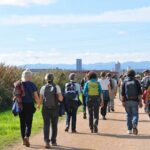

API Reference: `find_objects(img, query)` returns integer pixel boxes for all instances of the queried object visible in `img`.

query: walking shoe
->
[52,143,57,146]
[93,126,98,133]
[111,108,115,112]
[83,113,87,119]
[127,130,132,134]
[72,130,77,133]
[102,116,107,120]
[45,143,50,149]
[65,127,69,132]
[24,137,30,147]
[133,124,138,135]
[23,138,26,145]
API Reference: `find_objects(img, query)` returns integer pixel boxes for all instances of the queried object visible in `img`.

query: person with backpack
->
[141,69,150,92]
[83,71,103,133]
[64,73,81,133]
[13,69,40,147]
[121,69,143,135]
[107,73,117,112]
[98,72,110,120]
[80,72,89,119]
[39,73,63,148]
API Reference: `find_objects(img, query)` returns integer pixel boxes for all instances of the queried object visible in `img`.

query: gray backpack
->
[43,83,58,109]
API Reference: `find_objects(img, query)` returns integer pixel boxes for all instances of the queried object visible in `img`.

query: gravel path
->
[6,98,150,150]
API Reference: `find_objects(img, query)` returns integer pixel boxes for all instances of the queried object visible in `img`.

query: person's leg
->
[65,110,71,131]
[93,100,100,133]
[71,105,78,132]
[125,101,132,131]
[82,95,87,119]
[19,111,26,140]
[42,108,51,144]
[110,98,115,111]
[87,100,94,132]
[101,100,108,119]
[131,101,139,135]
[51,110,59,145]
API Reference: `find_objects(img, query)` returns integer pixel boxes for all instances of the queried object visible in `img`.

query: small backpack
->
[43,83,58,109]
[125,79,138,100]
[65,82,77,100]
[88,81,99,97]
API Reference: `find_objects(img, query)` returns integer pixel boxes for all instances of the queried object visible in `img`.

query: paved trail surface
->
[6,98,150,150]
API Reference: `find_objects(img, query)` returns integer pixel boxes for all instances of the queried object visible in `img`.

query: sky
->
[0,0,150,65]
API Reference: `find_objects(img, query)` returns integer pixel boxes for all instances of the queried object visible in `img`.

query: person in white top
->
[98,72,110,120]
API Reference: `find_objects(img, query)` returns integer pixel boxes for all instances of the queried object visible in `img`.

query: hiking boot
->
[83,113,87,119]
[133,124,138,135]
[24,137,30,147]
[127,130,132,134]
[45,143,50,149]
[65,127,69,132]
[23,138,26,145]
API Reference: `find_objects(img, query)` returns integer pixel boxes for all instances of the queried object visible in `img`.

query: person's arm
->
[33,91,40,109]
[98,82,104,107]
[83,82,88,96]
[121,82,126,107]
[56,85,63,102]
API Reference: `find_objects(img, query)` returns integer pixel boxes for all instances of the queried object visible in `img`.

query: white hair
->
[21,69,33,81]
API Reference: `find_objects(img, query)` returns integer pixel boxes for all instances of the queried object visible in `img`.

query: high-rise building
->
[76,59,82,71]
[115,61,121,73]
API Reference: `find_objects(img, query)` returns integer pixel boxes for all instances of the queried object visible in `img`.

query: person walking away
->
[64,73,81,133]
[141,70,150,92]
[107,73,117,112]
[83,71,103,133]
[81,72,88,119]
[14,69,40,147]
[135,74,142,84]
[99,72,110,120]
[39,73,63,148]
[121,70,142,135]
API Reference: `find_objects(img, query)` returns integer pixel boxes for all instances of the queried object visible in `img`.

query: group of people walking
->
[13,68,150,148]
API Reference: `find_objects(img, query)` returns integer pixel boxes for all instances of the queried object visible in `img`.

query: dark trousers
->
[19,103,34,139]
[82,94,87,114]
[101,100,109,117]
[101,90,110,117]
[42,107,59,144]
[66,101,78,131]
[87,98,100,130]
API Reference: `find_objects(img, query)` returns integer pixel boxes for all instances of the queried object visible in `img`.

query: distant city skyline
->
[0,0,150,65]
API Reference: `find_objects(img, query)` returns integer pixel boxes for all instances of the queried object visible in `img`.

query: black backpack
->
[65,82,77,100]
[125,79,138,101]
[43,83,58,109]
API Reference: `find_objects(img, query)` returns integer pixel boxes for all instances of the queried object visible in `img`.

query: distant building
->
[115,61,121,73]
[76,59,82,71]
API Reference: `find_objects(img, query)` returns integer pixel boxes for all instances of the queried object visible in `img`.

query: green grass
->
[0,109,43,149]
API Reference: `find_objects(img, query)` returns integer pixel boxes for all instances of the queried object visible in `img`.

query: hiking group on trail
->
[12,69,150,149]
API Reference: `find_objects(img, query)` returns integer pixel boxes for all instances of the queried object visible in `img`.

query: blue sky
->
[0,0,150,65]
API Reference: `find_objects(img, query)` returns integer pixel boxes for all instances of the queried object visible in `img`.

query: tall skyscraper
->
[76,59,82,71]
[115,61,121,73]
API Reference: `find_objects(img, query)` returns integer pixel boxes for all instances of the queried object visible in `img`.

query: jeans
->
[87,97,100,130]
[19,103,34,139]
[42,107,59,144]
[66,100,78,131]
[125,101,139,130]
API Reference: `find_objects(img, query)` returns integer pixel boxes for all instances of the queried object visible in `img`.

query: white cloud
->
[0,50,150,65]
[0,7,150,25]
[0,0,57,7]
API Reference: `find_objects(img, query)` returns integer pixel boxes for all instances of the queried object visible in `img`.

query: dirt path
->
[6,98,150,150]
